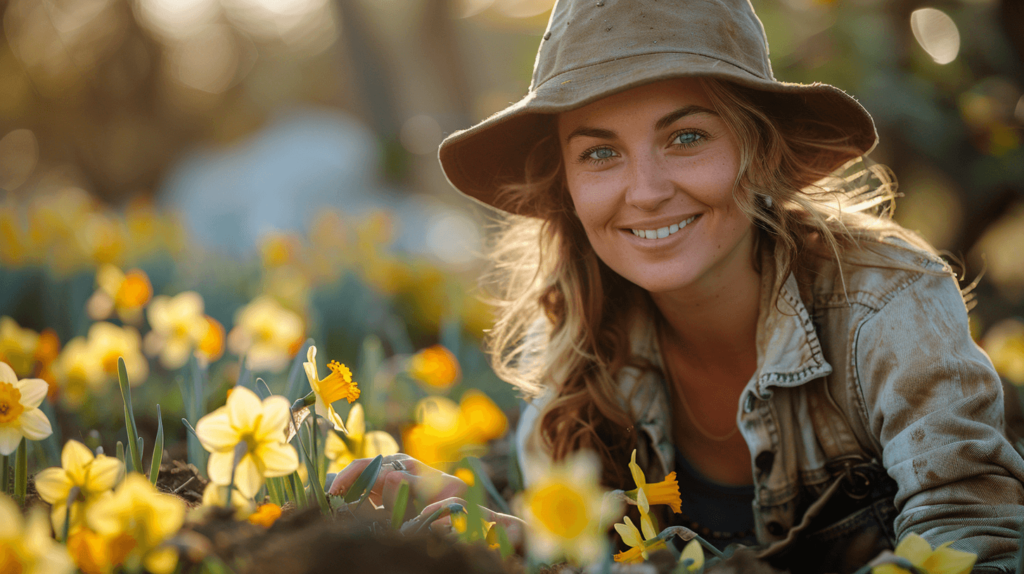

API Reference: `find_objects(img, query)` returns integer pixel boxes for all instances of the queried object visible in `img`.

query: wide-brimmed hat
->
[438,0,878,216]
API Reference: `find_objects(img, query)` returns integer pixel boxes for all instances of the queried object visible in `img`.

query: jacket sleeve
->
[855,270,1024,570]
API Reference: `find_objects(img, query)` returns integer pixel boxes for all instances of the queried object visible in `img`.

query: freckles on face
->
[556,78,752,294]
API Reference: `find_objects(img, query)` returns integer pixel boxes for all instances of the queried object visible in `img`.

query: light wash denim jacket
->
[517,239,1024,570]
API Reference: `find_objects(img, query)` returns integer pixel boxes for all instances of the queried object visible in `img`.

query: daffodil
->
[0,492,74,574]
[195,386,300,498]
[0,317,40,377]
[144,292,213,369]
[197,483,254,520]
[51,338,104,408]
[226,296,305,372]
[87,322,148,387]
[408,345,461,391]
[35,440,124,533]
[613,489,666,563]
[65,527,134,574]
[517,451,608,565]
[85,473,185,573]
[403,391,508,471]
[248,503,282,528]
[87,265,152,324]
[0,361,52,454]
[303,346,360,432]
[324,404,398,472]
[625,449,681,513]
[873,533,977,574]
[678,539,705,572]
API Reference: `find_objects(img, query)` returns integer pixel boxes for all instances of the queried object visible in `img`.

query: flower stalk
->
[14,437,26,504]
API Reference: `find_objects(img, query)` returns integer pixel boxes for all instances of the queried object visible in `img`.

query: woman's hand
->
[328,454,468,512]
[413,496,525,549]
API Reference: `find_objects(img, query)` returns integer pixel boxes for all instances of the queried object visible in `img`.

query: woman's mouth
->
[628,214,700,240]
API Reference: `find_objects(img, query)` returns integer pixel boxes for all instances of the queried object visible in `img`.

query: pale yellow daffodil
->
[0,361,53,454]
[873,533,977,574]
[0,492,74,574]
[197,483,255,521]
[0,317,40,378]
[226,296,304,372]
[324,403,399,473]
[144,291,211,369]
[195,386,299,498]
[303,346,360,433]
[87,265,152,324]
[52,338,105,408]
[626,449,681,513]
[517,451,609,566]
[613,489,667,563]
[35,440,124,533]
[87,322,148,387]
[678,539,705,572]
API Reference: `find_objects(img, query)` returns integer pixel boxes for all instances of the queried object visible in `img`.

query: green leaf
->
[288,471,306,507]
[390,480,410,530]
[237,354,254,390]
[14,438,26,505]
[149,405,164,486]
[181,356,208,478]
[343,454,383,503]
[467,457,511,515]
[117,357,144,475]
[116,441,125,467]
[494,523,514,559]
[255,378,273,400]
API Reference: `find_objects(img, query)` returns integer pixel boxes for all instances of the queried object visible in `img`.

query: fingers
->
[413,496,526,548]
[328,453,414,496]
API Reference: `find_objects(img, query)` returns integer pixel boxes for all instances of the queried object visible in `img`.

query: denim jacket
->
[517,239,1024,570]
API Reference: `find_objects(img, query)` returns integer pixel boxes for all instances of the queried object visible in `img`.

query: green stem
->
[1,455,9,496]
[14,438,27,505]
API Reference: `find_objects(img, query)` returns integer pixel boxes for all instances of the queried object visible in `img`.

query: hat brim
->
[439,51,877,216]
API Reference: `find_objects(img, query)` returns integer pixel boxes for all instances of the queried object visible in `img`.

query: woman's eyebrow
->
[564,105,720,144]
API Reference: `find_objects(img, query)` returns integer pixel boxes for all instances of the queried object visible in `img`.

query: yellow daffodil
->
[0,492,74,574]
[226,296,304,372]
[324,404,399,473]
[613,489,666,563]
[303,346,360,433]
[981,318,1024,385]
[517,451,608,565]
[35,329,61,398]
[403,391,508,471]
[0,361,52,454]
[259,232,302,269]
[626,449,681,513]
[87,265,152,324]
[248,503,282,528]
[65,527,134,574]
[87,322,148,387]
[52,338,104,408]
[197,483,254,520]
[196,316,225,365]
[408,345,461,391]
[35,440,124,533]
[0,317,40,377]
[873,533,977,574]
[678,539,705,572]
[144,292,212,369]
[195,386,299,498]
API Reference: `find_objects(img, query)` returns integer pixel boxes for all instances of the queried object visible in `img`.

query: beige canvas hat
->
[438,0,878,216]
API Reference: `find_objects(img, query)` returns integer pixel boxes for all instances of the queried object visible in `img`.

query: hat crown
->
[531,0,774,92]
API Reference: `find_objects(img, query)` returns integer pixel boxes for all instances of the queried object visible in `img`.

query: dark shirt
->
[671,446,758,550]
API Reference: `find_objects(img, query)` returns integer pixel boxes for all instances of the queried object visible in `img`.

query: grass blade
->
[344,454,383,503]
[149,405,164,486]
[288,471,306,507]
[467,457,511,514]
[389,480,409,530]
[182,355,208,478]
[116,441,124,467]
[14,438,26,505]
[255,378,273,400]
[117,357,144,475]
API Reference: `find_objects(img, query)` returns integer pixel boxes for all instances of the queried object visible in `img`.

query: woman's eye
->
[673,131,706,147]
[588,148,616,161]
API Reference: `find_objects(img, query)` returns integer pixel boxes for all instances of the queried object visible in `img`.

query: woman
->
[332,0,1024,571]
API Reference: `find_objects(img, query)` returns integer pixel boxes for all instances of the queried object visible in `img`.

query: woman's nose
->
[624,155,674,212]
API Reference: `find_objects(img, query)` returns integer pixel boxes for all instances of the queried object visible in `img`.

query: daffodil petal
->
[256,442,299,478]
[17,408,53,441]
[680,539,704,571]
[306,345,316,365]
[324,430,350,460]
[895,533,934,567]
[629,449,646,490]
[16,378,48,408]
[34,468,72,504]
[227,387,261,431]
[347,403,366,437]
[363,431,399,458]
[640,513,657,541]
[195,409,238,452]
[637,486,650,515]
[84,455,124,494]
[206,451,235,486]
[304,361,318,391]
[325,406,348,434]
[615,518,642,548]
[233,453,263,499]
[925,544,978,574]
[0,362,16,385]
[255,396,291,442]
[61,440,95,485]
[0,494,20,538]
[0,426,22,456]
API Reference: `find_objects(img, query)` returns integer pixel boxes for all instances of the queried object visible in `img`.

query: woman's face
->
[557,78,753,295]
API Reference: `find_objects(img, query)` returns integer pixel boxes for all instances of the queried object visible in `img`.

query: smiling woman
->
[328,0,1024,571]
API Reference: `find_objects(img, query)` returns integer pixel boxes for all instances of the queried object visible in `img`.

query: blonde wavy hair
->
[483,78,936,488]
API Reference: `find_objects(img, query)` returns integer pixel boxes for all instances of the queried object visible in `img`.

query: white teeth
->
[631,215,698,240]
